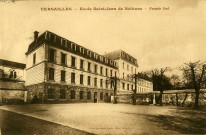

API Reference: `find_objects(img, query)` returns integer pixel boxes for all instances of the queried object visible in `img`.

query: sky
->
[0,0,206,75]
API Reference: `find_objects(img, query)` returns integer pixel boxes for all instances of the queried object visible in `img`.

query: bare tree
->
[170,74,181,90]
[131,74,138,105]
[180,61,206,109]
[149,67,171,106]
[107,76,120,104]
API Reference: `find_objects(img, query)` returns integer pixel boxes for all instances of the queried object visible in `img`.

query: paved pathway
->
[0,109,93,135]
[1,103,205,134]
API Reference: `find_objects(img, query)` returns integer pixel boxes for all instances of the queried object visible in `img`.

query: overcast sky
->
[1,0,206,74]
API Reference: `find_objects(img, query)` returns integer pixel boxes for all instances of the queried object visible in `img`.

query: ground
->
[0,103,206,135]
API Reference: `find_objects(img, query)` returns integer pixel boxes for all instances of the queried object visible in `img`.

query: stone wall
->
[26,82,113,103]
[115,93,153,105]
[160,90,206,106]
[0,90,26,104]
[115,89,206,106]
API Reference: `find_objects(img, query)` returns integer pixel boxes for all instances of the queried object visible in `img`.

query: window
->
[33,53,36,65]
[127,65,129,71]
[71,72,75,83]
[100,92,103,100]
[127,84,129,90]
[9,71,13,78]
[49,68,54,80]
[110,70,113,77]
[106,68,108,76]
[48,88,54,99]
[14,72,17,78]
[100,79,103,87]
[94,78,97,87]
[80,74,84,84]
[115,71,117,77]
[70,90,75,99]
[80,59,84,70]
[88,62,91,72]
[123,73,124,79]
[49,49,55,62]
[106,93,108,96]
[106,80,108,88]
[60,89,66,99]
[80,47,84,54]
[71,56,76,67]
[87,92,91,99]
[122,83,125,89]
[110,81,113,89]
[61,70,66,82]
[88,76,91,86]
[62,39,66,46]
[131,85,133,90]
[61,53,66,65]
[94,65,97,73]
[100,66,103,75]
[123,62,124,69]
[71,43,76,51]
[87,50,91,57]
[50,34,55,42]
[80,91,84,100]
[131,67,133,73]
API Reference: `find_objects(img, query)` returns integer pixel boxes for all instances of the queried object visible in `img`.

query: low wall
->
[0,90,26,104]
[160,90,206,106]
[115,89,206,106]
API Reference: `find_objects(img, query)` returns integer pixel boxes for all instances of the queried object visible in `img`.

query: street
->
[0,103,206,134]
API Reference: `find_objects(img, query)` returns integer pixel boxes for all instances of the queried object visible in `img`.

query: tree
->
[148,67,171,106]
[170,74,181,89]
[131,74,138,105]
[107,76,120,104]
[180,61,206,109]
[131,72,152,105]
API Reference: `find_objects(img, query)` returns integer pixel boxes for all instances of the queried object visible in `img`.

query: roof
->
[104,50,138,67]
[0,59,26,69]
[0,81,26,91]
[25,30,118,69]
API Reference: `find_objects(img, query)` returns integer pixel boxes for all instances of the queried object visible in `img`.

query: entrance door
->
[94,92,97,103]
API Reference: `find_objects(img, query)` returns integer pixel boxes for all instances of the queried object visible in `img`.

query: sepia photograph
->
[0,0,206,134]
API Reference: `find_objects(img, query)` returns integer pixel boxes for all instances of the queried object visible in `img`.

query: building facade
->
[104,50,138,93]
[25,31,118,103]
[0,59,25,82]
[25,31,153,103]
[104,50,153,94]
[0,59,26,103]
[137,78,153,93]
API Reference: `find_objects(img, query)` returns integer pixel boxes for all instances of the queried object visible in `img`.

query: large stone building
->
[25,31,118,103]
[104,50,153,93]
[25,31,153,103]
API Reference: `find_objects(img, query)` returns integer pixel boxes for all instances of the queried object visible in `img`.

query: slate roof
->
[25,30,118,69]
[0,59,26,69]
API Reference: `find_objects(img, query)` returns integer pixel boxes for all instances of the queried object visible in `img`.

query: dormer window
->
[95,54,98,59]
[50,34,55,42]
[100,56,103,62]
[87,50,91,57]
[80,47,84,54]
[71,43,76,51]
[61,39,66,47]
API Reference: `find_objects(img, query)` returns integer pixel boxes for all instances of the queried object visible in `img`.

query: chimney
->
[34,31,39,42]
